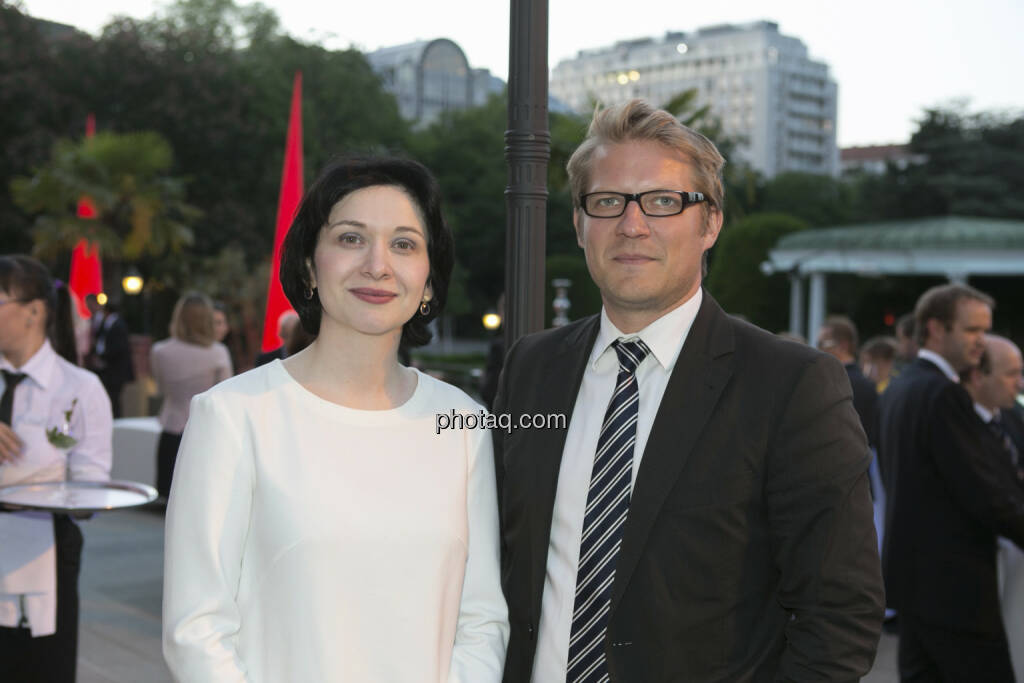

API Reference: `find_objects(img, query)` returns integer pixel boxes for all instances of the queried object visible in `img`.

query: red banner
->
[261,72,304,352]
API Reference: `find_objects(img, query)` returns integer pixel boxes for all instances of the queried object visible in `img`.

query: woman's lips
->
[350,288,398,304]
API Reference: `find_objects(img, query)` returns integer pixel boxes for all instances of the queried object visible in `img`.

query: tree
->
[705,213,808,332]
[11,131,199,267]
[0,3,94,253]
[758,172,854,227]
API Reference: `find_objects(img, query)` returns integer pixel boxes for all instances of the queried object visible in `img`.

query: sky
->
[20,0,1024,147]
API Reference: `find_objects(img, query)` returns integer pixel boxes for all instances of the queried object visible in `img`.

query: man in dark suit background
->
[84,293,134,417]
[253,310,299,367]
[878,285,1024,682]
[493,99,884,682]
[818,315,879,449]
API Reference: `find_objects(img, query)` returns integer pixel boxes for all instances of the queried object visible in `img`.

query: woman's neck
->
[2,332,45,369]
[282,324,414,410]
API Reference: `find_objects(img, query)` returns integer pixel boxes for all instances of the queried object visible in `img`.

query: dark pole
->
[504,0,549,350]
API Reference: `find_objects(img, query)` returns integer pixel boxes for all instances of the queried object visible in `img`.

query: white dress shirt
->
[163,361,509,682]
[918,348,960,383]
[0,340,112,635]
[532,290,702,682]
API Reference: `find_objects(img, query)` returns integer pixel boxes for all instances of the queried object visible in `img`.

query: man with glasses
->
[493,99,884,682]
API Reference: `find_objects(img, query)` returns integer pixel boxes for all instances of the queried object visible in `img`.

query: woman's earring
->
[419,300,431,316]
[304,286,315,300]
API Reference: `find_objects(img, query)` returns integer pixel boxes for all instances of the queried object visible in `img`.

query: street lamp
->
[122,268,143,295]
[482,312,502,331]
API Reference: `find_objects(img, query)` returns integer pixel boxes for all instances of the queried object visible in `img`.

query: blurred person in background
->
[879,284,1024,682]
[962,335,1024,681]
[0,255,112,683]
[861,335,899,393]
[162,156,507,681]
[149,292,232,500]
[212,301,239,376]
[211,301,230,345]
[817,315,879,449]
[254,309,299,367]
[895,312,918,371]
[84,293,134,417]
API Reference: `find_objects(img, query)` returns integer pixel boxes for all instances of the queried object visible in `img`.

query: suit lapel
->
[609,293,736,614]
[525,317,600,599]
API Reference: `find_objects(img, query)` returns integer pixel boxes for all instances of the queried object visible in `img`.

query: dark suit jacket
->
[253,346,285,368]
[878,357,1024,638]
[845,362,879,449]
[493,292,884,682]
[88,312,134,388]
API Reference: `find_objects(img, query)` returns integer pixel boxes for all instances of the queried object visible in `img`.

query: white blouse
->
[162,361,508,682]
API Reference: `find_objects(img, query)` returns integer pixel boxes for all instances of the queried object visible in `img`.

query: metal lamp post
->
[504,0,550,350]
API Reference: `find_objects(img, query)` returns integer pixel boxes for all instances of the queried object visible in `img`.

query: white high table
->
[111,417,161,490]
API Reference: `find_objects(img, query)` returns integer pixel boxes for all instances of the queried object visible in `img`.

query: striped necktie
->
[567,338,650,683]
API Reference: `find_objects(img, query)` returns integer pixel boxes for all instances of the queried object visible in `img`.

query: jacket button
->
[527,624,535,641]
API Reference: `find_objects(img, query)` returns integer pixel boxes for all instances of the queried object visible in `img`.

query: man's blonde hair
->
[567,99,726,218]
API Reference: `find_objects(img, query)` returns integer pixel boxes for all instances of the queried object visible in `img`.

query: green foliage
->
[408,94,508,323]
[705,213,808,332]
[758,172,854,227]
[11,131,198,261]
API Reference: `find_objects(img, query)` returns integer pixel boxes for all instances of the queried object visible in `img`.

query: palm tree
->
[11,131,199,262]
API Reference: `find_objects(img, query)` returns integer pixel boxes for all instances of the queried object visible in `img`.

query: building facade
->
[550,21,839,178]
[840,144,925,177]
[367,38,503,126]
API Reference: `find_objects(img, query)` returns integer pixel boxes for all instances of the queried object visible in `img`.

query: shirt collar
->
[0,339,59,390]
[590,288,703,371]
[918,348,960,383]
[974,402,996,424]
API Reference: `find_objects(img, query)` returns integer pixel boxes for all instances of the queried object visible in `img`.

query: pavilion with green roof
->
[764,216,1024,339]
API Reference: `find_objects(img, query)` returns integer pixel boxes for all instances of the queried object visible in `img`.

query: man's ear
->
[573,208,584,248]
[702,207,724,249]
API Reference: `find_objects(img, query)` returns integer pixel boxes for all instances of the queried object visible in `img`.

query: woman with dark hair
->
[163,157,508,681]
[149,292,232,499]
[0,255,113,683]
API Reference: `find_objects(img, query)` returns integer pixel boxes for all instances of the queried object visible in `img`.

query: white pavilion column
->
[947,272,968,284]
[788,271,805,338]
[807,271,827,344]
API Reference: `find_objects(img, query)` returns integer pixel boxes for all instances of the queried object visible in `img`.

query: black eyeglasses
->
[579,190,706,218]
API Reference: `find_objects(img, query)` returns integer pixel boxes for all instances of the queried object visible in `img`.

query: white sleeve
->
[69,373,112,482]
[162,391,252,683]
[449,426,509,682]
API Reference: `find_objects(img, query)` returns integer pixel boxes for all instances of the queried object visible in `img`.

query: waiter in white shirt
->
[0,255,112,683]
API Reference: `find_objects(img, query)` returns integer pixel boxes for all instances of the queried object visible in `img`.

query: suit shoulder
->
[728,315,829,371]
[508,315,597,360]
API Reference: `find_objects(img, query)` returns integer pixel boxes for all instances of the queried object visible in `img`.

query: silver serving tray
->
[0,480,158,513]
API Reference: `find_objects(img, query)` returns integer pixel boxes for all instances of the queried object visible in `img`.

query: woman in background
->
[0,255,112,683]
[149,292,232,500]
[162,156,507,682]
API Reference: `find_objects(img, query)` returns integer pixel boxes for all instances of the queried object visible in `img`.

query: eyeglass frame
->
[578,190,707,218]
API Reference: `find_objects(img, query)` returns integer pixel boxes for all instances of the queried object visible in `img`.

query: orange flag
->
[261,72,304,352]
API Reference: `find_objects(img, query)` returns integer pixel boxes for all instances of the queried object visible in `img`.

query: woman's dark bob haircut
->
[280,156,454,347]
